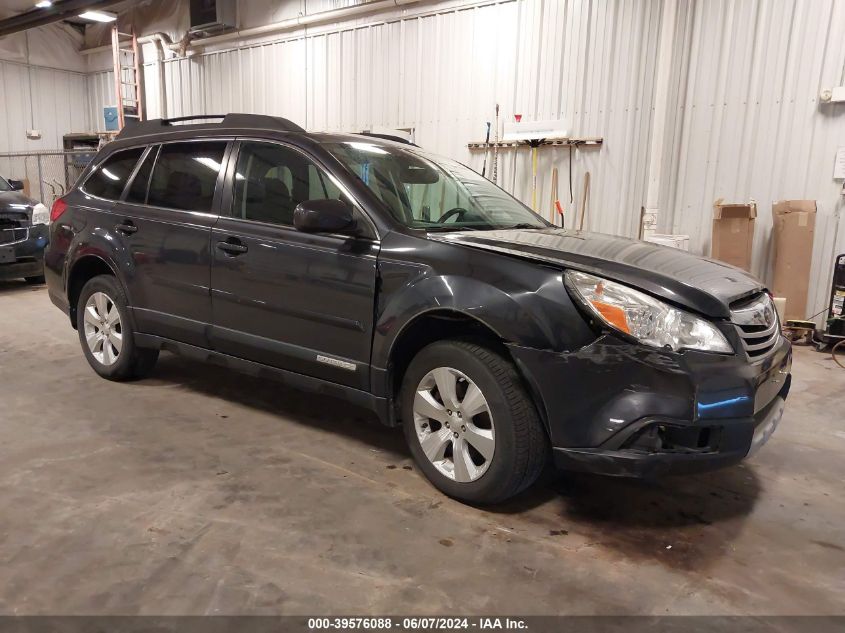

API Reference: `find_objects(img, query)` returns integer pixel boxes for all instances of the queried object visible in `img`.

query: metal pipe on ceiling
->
[0,0,124,37]
[80,0,427,56]
[192,0,425,49]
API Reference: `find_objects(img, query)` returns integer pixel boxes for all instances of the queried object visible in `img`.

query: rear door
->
[209,140,379,390]
[115,139,231,347]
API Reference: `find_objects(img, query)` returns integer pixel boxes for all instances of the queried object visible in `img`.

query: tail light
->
[50,198,68,223]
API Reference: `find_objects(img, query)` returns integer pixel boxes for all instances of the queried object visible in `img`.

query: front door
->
[209,140,379,390]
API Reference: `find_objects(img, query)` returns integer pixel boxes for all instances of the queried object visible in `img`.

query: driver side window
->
[232,142,347,226]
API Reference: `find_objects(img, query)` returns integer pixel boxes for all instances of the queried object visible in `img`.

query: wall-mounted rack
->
[467,137,603,149]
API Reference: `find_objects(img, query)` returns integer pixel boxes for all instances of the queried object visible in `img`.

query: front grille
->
[0,211,29,244]
[0,213,28,229]
[730,293,780,359]
[0,227,28,244]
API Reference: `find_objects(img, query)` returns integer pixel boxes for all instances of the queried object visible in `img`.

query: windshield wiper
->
[499,223,544,230]
[425,225,482,232]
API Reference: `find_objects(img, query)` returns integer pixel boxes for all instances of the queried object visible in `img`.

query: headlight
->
[565,270,732,353]
[31,203,50,226]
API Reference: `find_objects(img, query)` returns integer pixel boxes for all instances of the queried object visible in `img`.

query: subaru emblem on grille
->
[731,294,780,359]
[752,305,775,327]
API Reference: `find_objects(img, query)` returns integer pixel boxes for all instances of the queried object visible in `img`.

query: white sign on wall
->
[835,146,845,180]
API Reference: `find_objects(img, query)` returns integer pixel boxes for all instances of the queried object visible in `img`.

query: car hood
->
[432,228,765,318]
[0,190,35,223]
[0,190,36,207]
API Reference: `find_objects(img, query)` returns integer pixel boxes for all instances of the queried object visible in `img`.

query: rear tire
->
[400,340,548,505]
[76,275,159,381]
[24,275,45,285]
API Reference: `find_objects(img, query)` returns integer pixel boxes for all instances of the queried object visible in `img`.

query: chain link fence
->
[0,150,96,207]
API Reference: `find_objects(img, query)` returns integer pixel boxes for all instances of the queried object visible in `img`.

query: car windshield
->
[325,141,550,231]
[0,176,10,192]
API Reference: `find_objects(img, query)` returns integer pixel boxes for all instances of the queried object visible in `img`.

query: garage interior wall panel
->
[85,69,114,134]
[148,0,662,244]
[0,61,89,152]
[662,0,845,322]
[7,0,844,320]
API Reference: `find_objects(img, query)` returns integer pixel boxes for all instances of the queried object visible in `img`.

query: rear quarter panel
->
[45,190,127,317]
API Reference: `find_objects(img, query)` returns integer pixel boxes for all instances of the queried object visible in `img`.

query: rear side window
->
[147,141,227,212]
[83,147,145,200]
[125,145,158,204]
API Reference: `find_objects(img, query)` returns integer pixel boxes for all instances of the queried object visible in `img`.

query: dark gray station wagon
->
[44,114,791,504]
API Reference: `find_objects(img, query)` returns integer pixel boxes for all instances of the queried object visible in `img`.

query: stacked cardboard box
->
[710,199,817,321]
[771,200,817,321]
[711,200,756,271]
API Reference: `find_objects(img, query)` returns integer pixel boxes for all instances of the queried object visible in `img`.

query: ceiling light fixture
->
[35,1,53,8]
[78,10,117,22]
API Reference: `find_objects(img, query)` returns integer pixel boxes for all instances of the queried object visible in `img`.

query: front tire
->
[400,340,548,505]
[76,275,159,381]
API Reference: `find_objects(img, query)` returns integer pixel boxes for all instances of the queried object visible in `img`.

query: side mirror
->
[7,179,24,191]
[293,199,357,235]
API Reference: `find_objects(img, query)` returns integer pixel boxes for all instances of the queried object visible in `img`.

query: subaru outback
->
[44,114,791,504]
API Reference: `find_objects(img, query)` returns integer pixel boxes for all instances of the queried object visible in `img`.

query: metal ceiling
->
[0,0,124,36]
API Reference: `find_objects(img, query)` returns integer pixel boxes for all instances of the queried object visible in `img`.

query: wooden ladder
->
[111,25,143,129]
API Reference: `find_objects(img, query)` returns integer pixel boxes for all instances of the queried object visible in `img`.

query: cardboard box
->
[711,200,757,271]
[771,200,817,320]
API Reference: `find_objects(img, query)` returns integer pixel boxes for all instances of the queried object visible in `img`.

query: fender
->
[373,273,551,369]
[370,233,597,383]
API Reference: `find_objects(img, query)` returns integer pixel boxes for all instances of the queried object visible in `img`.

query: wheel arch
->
[383,308,551,436]
[66,254,124,329]
[387,308,506,394]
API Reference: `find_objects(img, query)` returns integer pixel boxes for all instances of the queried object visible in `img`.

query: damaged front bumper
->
[508,333,792,478]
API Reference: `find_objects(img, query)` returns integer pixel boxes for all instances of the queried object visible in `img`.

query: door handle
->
[115,221,138,235]
[216,240,248,255]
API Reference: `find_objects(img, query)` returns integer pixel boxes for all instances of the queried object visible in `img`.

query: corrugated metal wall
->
[0,60,89,151]
[662,0,845,322]
[85,0,845,318]
[89,0,663,244]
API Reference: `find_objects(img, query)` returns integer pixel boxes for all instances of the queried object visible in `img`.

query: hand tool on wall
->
[529,138,543,211]
[492,104,500,184]
[481,121,491,178]
[549,167,559,224]
[510,113,520,195]
[579,171,591,231]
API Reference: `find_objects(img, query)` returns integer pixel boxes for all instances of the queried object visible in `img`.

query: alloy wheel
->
[82,291,123,366]
[412,366,495,482]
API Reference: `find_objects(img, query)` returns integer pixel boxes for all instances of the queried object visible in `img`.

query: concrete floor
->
[0,279,843,616]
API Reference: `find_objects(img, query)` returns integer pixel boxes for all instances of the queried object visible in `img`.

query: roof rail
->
[117,113,306,140]
[357,131,418,146]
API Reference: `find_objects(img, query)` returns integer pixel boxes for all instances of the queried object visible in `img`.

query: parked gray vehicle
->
[0,176,48,284]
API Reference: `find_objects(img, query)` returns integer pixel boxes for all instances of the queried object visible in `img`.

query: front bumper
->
[0,224,48,281]
[508,333,792,478]
[551,390,787,477]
